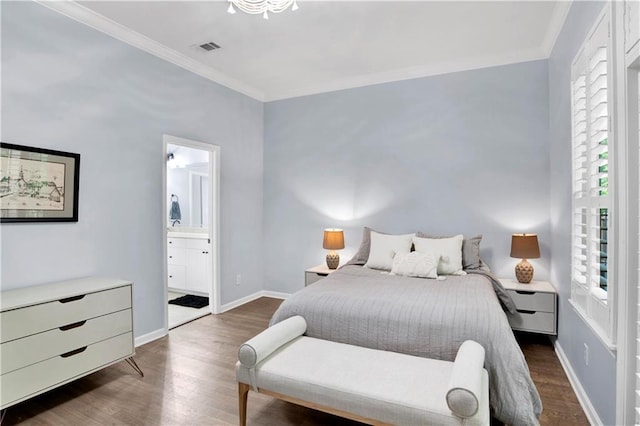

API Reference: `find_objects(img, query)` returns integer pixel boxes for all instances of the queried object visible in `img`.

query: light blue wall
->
[548,1,616,424]
[0,2,264,338]
[264,60,550,294]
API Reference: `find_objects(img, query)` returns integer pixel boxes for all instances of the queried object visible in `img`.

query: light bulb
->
[292,1,298,11]
[263,10,269,19]
[227,2,236,14]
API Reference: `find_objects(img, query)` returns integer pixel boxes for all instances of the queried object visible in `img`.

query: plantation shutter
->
[570,12,612,337]
[587,17,610,296]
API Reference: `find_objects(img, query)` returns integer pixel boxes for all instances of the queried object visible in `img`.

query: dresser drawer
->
[507,290,555,313]
[1,309,132,375]
[1,286,131,343]
[167,247,186,265]
[507,310,556,334]
[0,332,133,408]
[167,237,186,248]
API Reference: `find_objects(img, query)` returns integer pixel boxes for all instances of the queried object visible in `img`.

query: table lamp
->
[323,229,345,269]
[510,234,540,283]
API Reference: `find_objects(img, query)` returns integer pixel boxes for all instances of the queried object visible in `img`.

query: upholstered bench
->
[236,316,489,426]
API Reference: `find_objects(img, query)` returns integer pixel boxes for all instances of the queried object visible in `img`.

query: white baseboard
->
[554,341,602,426]
[134,327,167,347]
[219,290,291,313]
[262,290,291,300]
[136,291,292,345]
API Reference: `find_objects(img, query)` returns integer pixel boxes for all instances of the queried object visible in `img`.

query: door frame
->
[162,134,221,334]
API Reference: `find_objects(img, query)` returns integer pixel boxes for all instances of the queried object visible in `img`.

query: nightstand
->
[305,265,337,286]
[499,278,557,335]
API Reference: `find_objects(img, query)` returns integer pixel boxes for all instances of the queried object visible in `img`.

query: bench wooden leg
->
[238,382,250,426]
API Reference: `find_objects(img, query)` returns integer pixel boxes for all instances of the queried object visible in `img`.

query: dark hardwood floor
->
[4,297,588,425]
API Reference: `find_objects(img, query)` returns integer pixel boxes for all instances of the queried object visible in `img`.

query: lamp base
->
[515,259,534,283]
[326,251,339,269]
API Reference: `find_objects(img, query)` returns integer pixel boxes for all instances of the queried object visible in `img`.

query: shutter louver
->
[573,208,588,286]
[572,52,589,199]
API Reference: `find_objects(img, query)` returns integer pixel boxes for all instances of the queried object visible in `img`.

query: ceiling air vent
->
[198,41,221,52]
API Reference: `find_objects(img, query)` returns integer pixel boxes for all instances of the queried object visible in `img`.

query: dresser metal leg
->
[125,357,144,377]
[1,408,6,424]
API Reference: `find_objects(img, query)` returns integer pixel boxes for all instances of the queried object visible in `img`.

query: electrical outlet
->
[584,343,589,365]
[236,274,241,286]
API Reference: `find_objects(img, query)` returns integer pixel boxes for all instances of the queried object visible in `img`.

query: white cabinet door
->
[167,236,211,295]
[627,0,640,53]
[185,248,210,295]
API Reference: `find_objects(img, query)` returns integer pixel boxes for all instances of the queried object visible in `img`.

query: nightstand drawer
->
[507,310,556,334]
[305,271,328,286]
[507,290,555,312]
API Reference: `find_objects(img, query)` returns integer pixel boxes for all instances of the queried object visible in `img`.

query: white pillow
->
[390,252,439,279]
[413,234,464,275]
[364,231,414,271]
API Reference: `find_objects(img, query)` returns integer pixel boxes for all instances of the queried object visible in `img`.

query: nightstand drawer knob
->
[316,273,329,277]
[517,309,536,315]
[515,290,535,295]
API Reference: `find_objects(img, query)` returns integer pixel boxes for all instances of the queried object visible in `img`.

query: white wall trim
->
[265,49,548,101]
[554,340,602,426]
[35,1,558,103]
[541,1,573,56]
[262,290,290,300]
[35,0,265,102]
[219,290,291,313]
[219,291,265,313]
[134,328,167,348]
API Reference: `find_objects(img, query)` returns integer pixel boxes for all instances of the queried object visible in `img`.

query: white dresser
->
[0,277,140,410]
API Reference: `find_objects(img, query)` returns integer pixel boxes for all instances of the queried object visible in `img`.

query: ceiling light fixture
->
[227,0,299,20]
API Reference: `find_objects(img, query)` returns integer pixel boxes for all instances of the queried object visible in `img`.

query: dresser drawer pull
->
[316,273,329,277]
[60,346,87,358]
[515,290,535,295]
[59,320,87,331]
[517,309,536,315]
[59,295,86,303]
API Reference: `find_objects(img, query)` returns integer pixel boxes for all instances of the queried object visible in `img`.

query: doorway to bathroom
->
[163,135,220,330]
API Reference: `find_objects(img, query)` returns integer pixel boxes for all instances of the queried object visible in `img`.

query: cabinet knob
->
[169,256,173,258]
[169,275,173,278]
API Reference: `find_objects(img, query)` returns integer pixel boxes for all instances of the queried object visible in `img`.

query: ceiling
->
[51,1,570,101]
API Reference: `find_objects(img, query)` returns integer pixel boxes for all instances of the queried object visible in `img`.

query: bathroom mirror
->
[190,171,208,228]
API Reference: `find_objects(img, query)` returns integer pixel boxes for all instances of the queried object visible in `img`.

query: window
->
[570,10,614,343]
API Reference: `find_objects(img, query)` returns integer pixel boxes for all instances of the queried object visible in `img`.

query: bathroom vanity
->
[167,230,211,296]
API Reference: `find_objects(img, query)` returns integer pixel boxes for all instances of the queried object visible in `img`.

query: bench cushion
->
[237,336,489,426]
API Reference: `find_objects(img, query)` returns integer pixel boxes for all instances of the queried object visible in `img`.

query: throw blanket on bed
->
[270,265,542,425]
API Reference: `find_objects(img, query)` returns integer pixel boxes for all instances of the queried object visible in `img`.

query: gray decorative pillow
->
[345,227,375,266]
[416,233,483,270]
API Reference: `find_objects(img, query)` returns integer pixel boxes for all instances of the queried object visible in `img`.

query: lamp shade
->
[510,234,540,259]
[323,229,345,250]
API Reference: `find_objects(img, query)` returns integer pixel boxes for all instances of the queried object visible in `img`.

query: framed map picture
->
[0,143,80,222]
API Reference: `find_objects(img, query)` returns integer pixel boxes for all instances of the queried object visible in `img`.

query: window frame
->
[569,7,618,349]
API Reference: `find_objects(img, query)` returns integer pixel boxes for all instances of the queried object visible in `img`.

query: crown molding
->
[541,1,573,56]
[35,0,569,104]
[265,47,548,102]
[35,1,265,102]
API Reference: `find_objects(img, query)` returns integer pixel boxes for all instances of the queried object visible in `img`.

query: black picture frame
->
[0,143,80,223]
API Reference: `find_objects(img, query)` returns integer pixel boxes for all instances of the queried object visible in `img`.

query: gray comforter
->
[270,265,542,425]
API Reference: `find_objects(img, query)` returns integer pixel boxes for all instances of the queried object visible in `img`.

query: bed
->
[270,265,542,425]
